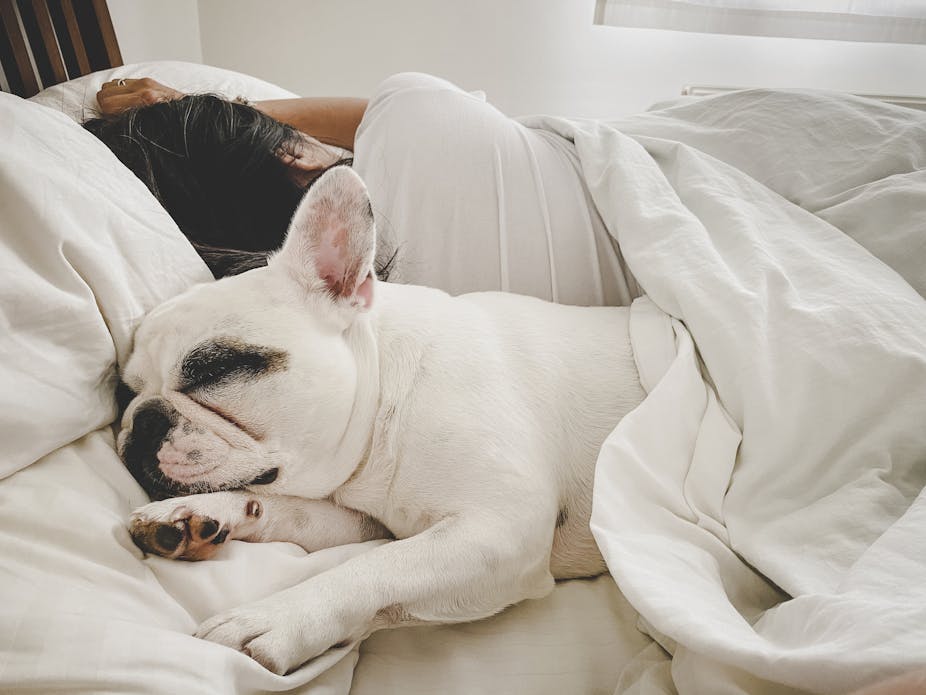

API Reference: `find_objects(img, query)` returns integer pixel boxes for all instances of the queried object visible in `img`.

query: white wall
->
[195,0,926,118]
[108,0,203,65]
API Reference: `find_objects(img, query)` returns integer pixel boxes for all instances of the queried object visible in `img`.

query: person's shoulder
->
[368,72,486,110]
[376,71,461,93]
[357,72,489,151]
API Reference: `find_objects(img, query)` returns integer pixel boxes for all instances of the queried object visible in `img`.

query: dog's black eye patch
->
[179,338,288,392]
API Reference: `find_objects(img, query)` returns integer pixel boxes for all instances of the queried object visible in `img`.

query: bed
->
[2,4,926,695]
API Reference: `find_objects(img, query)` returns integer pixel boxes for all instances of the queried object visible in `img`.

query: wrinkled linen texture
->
[0,92,372,695]
[521,90,926,694]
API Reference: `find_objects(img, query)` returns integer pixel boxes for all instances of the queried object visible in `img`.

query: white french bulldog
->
[119,166,646,675]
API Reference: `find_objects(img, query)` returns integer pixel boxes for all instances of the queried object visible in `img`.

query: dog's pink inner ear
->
[313,220,375,309]
[278,166,376,310]
[315,223,349,292]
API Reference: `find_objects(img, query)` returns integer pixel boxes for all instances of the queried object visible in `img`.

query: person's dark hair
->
[83,94,397,280]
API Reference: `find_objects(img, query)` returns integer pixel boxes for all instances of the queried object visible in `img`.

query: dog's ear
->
[272,166,376,311]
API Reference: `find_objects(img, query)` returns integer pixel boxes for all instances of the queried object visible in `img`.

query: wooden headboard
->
[0,0,121,97]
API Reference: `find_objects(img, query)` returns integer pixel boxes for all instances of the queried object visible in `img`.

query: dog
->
[119,166,646,675]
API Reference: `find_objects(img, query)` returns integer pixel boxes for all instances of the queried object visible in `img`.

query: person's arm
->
[254,97,367,151]
[95,78,368,150]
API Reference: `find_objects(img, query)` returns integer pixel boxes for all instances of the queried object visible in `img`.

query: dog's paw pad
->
[131,513,225,561]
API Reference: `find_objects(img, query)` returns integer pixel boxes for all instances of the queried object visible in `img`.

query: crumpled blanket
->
[523,90,926,694]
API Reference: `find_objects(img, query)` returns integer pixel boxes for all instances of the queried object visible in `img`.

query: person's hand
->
[96,77,186,116]
[279,135,351,187]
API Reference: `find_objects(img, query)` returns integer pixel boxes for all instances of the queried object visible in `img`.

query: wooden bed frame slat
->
[21,0,68,87]
[0,0,121,97]
[90,0,120,67]
[0,1,40,97]
[57,0,92,78]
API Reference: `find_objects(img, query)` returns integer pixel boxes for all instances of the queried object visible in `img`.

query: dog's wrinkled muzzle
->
[120,397,281,500]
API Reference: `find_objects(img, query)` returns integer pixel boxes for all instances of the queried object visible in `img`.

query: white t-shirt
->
[353,73,640,306]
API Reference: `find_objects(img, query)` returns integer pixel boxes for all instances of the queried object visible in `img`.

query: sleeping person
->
[84,72,642,307]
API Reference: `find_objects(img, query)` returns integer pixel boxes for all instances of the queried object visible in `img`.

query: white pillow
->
[0,92,211,480]
[29,60,298,122]
[0,88,378,695]
[4,61,298,481]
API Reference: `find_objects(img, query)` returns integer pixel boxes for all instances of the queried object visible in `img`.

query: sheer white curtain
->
[594,0,926,43]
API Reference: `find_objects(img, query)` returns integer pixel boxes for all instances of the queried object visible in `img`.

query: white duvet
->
[2,66,925,695]
[529,91,926,694]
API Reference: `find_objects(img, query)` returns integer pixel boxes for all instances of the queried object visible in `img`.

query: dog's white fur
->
[120,167,645,674]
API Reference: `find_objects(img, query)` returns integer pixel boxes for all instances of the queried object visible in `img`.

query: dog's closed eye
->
[179,338,289,392]
[190,396,252,435]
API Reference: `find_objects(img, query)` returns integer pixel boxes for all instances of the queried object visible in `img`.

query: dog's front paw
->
[195,590,360,674]
[129,492,264,560]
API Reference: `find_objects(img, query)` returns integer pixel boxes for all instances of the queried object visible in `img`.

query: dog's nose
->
[122,399,180,500]
[132,401,173,442]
